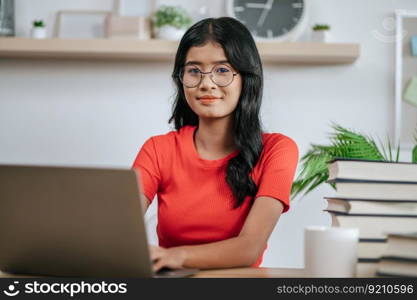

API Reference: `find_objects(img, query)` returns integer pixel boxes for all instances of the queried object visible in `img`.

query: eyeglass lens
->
[181,64,235,88]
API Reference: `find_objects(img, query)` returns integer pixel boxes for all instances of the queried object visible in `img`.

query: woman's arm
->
[141,194,150,214]
[150,196,284,271]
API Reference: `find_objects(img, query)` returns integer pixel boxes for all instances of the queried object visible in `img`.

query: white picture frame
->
[113,0,157,17]
[394,10,417,150]
[54,10,111,39]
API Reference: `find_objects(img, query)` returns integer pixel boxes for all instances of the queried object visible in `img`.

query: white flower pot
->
[156,25,186,41]
[311,30,330,43]
[31,27,47,39]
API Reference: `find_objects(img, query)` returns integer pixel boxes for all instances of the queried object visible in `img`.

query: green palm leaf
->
[291,123,400,200]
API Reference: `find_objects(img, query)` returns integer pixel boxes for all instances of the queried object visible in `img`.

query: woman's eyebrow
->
[184,60,230,66]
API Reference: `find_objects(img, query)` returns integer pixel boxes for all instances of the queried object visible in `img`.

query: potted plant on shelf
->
[31,19,47,39]
[311,23,330,42]
[291,123,417,200]
[153,5,192,40]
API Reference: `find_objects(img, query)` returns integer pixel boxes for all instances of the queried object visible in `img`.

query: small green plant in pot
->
[312,24,330,31]
[31,19,46,39]
[33,20,45,28]
[311,23,330,42]
[153,5,192,40]
[290,123,417,200]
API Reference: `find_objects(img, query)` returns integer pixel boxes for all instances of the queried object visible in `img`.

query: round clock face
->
[229,0,306,40]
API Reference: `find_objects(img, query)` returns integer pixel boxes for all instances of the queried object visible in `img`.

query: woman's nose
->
[199,73,217,90]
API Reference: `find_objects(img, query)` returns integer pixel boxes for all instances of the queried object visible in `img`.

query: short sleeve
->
[132,138,161,204]
[255,136,299,213]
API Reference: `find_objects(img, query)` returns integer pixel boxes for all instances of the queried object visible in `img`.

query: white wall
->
[1,0,416,268]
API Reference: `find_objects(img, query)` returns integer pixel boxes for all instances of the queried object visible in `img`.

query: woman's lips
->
[198,97,221,104]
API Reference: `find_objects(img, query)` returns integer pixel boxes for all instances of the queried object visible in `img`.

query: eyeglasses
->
[179,63,238,88]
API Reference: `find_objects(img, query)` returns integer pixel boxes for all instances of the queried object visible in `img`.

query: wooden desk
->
[194,264,379,278]
[0,268,306,278]
[192,267,306,278]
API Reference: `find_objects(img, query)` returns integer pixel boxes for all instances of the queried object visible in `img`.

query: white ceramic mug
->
[304,226,359,277]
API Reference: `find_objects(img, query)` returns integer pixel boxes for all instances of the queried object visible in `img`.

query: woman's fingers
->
[149,245,186,272]
[153,259,165,272]
[149,245,164,261]
[150,245,165,272]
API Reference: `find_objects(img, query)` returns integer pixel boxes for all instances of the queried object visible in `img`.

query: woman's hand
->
[149,245,187,272]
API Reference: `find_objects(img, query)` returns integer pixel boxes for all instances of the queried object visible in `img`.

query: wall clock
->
[227,0,308,41]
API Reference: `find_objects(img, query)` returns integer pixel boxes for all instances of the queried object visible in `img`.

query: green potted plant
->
[291,123,417,200]
[153,5,192,40]
[311,23,330,42]
[31,19,46,39]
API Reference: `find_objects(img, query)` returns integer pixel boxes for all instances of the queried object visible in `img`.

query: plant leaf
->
[291,123,398,200]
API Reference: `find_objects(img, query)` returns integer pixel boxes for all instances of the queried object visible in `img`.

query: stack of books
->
[324,158,417,277]
[377,232,417,277]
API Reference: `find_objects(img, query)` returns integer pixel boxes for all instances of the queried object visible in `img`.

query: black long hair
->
[169,17,264,209]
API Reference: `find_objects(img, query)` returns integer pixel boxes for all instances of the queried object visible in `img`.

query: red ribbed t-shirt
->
[132,125,298,266]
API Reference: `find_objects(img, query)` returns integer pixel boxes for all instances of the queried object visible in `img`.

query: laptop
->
[0,164,198,278]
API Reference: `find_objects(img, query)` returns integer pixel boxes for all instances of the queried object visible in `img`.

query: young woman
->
[132,17,298,272]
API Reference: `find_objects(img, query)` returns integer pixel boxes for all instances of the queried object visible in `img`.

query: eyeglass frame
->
[178,63,239,88]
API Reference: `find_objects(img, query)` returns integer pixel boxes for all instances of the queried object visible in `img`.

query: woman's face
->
[182,42,242,121]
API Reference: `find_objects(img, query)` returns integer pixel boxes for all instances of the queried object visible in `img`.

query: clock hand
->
[257,0,274,28]
[246,2,270,9]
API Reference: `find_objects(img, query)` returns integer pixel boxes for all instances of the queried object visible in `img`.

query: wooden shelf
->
[0,37,360,64]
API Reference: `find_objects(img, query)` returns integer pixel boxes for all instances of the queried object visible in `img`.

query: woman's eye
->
[187,68,200,74]
[216,67,230,73]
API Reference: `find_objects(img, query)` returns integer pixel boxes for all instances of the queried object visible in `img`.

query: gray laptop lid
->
[0,165,154,277]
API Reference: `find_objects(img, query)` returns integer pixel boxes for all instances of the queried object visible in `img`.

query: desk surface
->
[192,267,306,278]
[0,268,306,278]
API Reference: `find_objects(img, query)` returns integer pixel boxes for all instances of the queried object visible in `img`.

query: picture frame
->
[105,15,152,40]
[113,0,157,17]
[394,10,417,150]
[53,10,111,39]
